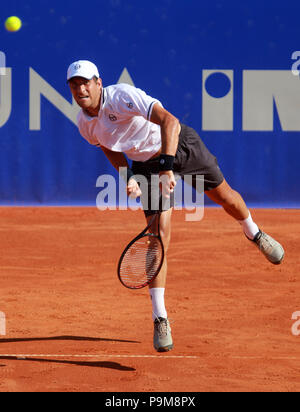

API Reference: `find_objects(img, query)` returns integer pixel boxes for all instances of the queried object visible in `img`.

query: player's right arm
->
[99,145,142,199]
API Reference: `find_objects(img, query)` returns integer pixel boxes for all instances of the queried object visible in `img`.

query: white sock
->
[238,211,259,240]
[149,288,167,321]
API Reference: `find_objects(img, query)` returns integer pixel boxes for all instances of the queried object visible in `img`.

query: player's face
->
[68,77,102,111]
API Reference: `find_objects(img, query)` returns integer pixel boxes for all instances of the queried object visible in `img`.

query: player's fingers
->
[127,183,142,198]
[161,182,172,198]
[129,191,141,199]
[170,179,176,191]
[134,187,142,197]
[127,179,138,190]
[127,178,137,188]
[159,172,176,195]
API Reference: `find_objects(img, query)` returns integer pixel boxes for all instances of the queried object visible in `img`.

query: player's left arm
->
[150,103,181,197]
[99,145,141,199]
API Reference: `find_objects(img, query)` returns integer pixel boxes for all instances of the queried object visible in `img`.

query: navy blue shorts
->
[131,123,224,217]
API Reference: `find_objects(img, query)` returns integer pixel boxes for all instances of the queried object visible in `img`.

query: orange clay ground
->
[0,207,299,392]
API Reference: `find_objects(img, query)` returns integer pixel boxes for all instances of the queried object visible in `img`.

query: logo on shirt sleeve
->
[127,102,134,109]
[109,114,117,121]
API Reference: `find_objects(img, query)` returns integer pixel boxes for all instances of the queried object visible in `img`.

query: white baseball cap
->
[67,60,100,82]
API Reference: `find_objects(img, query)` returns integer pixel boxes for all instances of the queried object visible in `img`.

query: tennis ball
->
[5,16,22,32]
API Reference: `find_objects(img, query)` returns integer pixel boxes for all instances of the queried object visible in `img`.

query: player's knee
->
[208,180,240,209]
[220,190,240,209]
[159,227,171,251]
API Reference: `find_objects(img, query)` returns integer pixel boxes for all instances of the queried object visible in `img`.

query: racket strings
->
[119,235,163,288]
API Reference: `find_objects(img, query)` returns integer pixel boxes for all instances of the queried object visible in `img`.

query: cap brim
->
[66,74,94,83]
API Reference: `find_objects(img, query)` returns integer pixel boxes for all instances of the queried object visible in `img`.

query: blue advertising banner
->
[1,0,300,207]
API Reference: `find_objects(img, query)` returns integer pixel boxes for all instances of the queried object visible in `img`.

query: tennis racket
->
[117,213,164,289]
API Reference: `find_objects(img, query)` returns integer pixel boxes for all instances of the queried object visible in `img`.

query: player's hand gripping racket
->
[118,213,164,289]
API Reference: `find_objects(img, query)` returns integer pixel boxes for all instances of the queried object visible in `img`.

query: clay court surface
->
[0,206,299,392]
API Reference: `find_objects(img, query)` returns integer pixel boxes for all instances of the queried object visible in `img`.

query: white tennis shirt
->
[77,83,163,162]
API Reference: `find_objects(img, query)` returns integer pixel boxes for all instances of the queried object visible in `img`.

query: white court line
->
[0,354,200,359]
[232,356,300,360]
[1,354,298,361]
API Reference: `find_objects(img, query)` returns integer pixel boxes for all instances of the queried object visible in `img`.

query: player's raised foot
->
[153,317,173,352]
[248,230,285,265]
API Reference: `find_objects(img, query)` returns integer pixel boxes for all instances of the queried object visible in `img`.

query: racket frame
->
[117,213,164,289]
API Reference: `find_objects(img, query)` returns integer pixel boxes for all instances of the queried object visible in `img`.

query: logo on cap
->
[74,63,81,70]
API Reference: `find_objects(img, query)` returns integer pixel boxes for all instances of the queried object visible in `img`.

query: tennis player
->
[67,60,285,352]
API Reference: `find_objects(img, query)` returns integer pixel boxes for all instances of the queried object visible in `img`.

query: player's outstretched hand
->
[159,171,177,199]
[127,178,142,199]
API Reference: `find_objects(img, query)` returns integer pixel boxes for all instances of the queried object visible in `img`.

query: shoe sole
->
[154,344,174,352]
[271,250,285,265]
[154,343,174,352]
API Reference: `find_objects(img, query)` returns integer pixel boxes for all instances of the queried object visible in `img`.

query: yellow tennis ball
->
[5,16,22,32]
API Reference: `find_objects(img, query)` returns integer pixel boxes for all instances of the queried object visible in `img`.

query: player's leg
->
[205,179,284,264]
[205,179,258,234]
[204,179,248,220]
[131,159,174,351]
[147,209,174,352]
[147,208,172,289]
[146,210,171,321]
[175,124,284,265]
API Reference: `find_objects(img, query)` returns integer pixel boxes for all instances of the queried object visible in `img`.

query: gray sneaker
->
[153,317,173,352]
[249,230,285,265]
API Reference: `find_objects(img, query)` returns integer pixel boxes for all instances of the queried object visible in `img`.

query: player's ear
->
[94,77,102,88]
